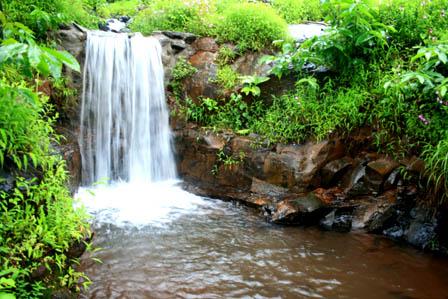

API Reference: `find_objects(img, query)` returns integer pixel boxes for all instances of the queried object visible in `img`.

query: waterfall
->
[79,31,177,185]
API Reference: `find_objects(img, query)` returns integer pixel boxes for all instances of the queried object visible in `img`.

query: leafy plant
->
[213,65,240,91]
[215,2,290,51]
[129,0,210,35]
[240,75,270,97]
[271,0,323,23]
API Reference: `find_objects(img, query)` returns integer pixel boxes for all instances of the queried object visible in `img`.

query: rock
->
[384,168,401,191]
[406,222,436,249]
[288,22,327,43]
[232,51,272,77]
[351,191,397,230]
[271,192,327,224]
[320,157,353,187]
[263,140,344,192]
[171,39,187,53]
[162,31,197,44]
[185,51,220,100]
[320,209,353,232]
[0,170,15,193]
[401,156,426,174]
[203,134,227,150]
[250,177,288,199]
[192,37,219,52]
[383,226,404,239]
[345,164,369,197]
[367,158,399,178]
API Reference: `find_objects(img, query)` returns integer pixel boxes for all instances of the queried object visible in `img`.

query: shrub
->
[215,2,289,51]
[129,0,211,35]
[271,0,323,23]
[97,0,143,18]
[213,65,240,91]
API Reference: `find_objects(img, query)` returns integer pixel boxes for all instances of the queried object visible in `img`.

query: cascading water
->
[80,31,176,185]
[76,31,203,227]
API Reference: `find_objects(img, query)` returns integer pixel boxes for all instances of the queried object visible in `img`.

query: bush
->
[2,0,99,37]
[378,0,448,50]
[97,0,143,18]
[215,2,289,51]
[130,0,210,35]
[271,0,323,23]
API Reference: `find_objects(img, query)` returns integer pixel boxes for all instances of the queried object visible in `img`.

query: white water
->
[80,31,176,185]
[77,31,202,227]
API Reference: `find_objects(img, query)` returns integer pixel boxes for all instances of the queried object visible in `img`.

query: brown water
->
[80,196,448,299]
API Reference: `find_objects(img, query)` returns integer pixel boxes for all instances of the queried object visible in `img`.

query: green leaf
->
[42,47,80,72]
[0,292,16,299]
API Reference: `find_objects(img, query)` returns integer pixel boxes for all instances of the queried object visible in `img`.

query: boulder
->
[320,157,353,187]
[271,192,328,224]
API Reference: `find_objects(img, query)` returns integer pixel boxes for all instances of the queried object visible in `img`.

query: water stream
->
[77,31,448,299]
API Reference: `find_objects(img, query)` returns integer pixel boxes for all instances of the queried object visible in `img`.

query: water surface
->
[79,185,448,299]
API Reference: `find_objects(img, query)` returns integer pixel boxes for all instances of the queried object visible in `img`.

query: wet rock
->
[383,226,404,239]
[320,210,353,232]
[162,31,197,44]
[250,177,288,199]
[406,222,436,249]
[384,168,401,191]
[401,156,425,174]
[320,157,353,187]
[271,192,327,224]
[345,164,369,197]
[404,207,437,249]
[351,191,397,230]
[367,158,399,178]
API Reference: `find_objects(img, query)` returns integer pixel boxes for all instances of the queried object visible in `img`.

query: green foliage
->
[217,45,237,66]
[240,75,270,97]
[2,0,99,38]
[378,0,448,50]
[264,0,395,77]
[170,57,197,98]
[213,65,240,91]
[215,2,289,51]
[252,84,367,143]
[0,19,90,297]
[98,0,143,18]
[0,23,80,80]
[423,136,448,203]
[271,0,323,23]
[130,0,210,35]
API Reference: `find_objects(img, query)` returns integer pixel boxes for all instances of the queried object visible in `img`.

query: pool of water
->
[78,183,448,299]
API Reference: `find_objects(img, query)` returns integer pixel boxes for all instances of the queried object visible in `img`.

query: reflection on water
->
[79,189,448,299]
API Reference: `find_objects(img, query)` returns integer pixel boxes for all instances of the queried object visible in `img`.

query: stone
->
[351,191,397,230]
[320,209,353,232]
[320,157,353,187]
[250,177,289,199]
[406,222,436,249]
[384,168,401,191]
[271,192,327,224]
[367,158,399,178]
[288,23,327,43]
[203,134,226,150]
[171,39,187,53]
[184,51,220,100]
[193,37,219,52]
[162,31,197,44]
[263,140,343,192]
